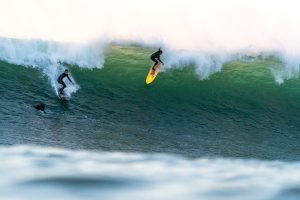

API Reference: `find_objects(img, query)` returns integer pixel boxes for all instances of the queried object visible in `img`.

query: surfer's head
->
[34,103,45,111]
[64,69,69,74]
[158,48,163,54]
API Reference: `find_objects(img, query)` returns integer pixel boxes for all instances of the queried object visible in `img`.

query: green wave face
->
[1,44,300,160]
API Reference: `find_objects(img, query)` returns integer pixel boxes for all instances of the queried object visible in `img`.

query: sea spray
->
[1,37,300,87]
[0,38,107,96]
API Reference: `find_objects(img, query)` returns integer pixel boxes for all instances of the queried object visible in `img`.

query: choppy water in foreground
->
[1,145,300,200]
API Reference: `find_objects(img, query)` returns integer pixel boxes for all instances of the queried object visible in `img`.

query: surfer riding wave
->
[150,48,164,75]
[57,69,73,94]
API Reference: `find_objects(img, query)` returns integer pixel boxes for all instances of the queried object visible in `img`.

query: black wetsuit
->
[57,73,72,93]
[150,51,163,67]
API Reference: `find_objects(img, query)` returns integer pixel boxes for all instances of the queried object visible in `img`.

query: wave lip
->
[1,145,300,200]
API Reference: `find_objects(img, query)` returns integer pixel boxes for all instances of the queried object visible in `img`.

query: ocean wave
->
[0,37,300,87]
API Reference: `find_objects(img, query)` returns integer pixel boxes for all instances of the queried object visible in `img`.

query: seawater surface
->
[1,145,300,200]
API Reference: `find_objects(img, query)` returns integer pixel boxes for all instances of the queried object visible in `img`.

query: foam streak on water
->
[1,145,300,200]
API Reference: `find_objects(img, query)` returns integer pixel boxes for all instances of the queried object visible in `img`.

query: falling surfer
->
[57,69,73,95]
[150,48,164,75]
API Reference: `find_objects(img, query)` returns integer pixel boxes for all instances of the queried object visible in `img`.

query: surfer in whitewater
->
[150,48,164,74]
[57,69,73,94]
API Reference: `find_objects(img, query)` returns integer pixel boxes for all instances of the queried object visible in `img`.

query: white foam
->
[270,52,300,85]
[163,49,232,79]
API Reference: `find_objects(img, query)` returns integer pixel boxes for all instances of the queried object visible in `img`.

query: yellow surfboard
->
[146,64,161,84]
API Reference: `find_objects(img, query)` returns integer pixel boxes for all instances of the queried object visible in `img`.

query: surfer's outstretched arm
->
[67,75,73,84]
[158,57,164,65]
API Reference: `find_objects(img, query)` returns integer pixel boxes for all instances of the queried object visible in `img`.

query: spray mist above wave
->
[0,37,229,86]
[0,37,235,83]
[0,37,299,86]
[0,38,107,96]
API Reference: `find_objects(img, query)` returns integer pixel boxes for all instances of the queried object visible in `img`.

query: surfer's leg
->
[151,58,159,71]
[59,82,66,94]
[57,80,63,90]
